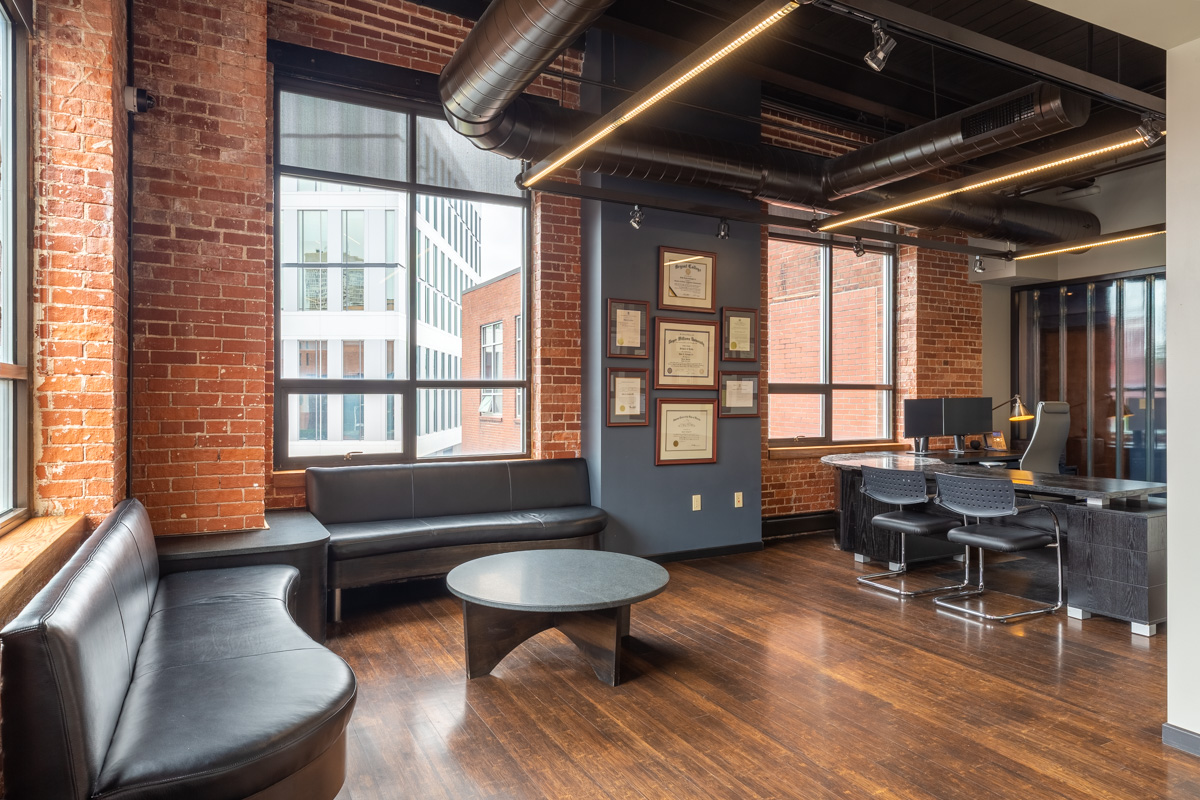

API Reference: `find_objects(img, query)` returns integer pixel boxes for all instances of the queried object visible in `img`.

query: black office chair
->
[932,472,1064,623]
[856,466,966,597]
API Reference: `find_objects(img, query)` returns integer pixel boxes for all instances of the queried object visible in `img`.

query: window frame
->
[271,76,531,469]
[766,231,896,447]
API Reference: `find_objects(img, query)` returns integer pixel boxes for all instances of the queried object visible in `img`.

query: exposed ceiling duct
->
[438,0,1101,245]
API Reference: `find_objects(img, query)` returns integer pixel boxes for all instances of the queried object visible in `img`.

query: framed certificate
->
[607,298,649,358]
[722,307,757,361]
[654,317,718,390]
[718,372,759,417]
[658,247,716,313]
[607,368,649,426]
[655,398,718,465]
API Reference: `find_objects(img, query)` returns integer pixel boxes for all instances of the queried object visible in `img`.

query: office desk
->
[821,452,1167,635]
[925,449,1024,466]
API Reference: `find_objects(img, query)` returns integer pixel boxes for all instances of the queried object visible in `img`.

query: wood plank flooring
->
[328,535,1200,799]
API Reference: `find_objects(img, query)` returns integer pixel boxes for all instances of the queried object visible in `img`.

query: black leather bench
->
[307,457,608,621]
[0,499,357,800]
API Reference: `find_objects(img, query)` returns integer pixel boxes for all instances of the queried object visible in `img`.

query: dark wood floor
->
[328,535,1200,800]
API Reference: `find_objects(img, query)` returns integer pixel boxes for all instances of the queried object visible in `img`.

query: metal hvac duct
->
[438,0,1101,244]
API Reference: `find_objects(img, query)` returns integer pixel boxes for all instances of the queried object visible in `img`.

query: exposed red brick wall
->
[462,271,523,454]
[33,0,129,523]
[130,0,270,533]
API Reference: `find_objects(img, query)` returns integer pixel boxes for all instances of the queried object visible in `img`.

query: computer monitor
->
[903,399,944,454]
[942,397,993,453]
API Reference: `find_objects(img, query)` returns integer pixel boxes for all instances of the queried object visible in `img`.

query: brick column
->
[33,0,129,522]
[131,0,270,533]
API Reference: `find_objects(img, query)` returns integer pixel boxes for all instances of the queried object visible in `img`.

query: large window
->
[766,234,894,445]
[0,6,27,524]
[274,83,529,467]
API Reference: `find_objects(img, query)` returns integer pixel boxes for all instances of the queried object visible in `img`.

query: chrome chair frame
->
[856,467,970,598]
[932,473,1064,623]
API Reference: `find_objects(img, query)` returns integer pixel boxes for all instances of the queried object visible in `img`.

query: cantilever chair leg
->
[933,539,1065,623]
[857,532,972,598]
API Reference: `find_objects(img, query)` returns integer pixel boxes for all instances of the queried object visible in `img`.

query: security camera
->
[123,86,157,114]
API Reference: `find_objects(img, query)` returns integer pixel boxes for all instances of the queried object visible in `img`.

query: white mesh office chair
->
[1019,401,1070,474]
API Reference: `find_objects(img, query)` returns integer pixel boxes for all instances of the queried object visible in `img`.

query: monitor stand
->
[947,434,967,454]
[908,437,933,455]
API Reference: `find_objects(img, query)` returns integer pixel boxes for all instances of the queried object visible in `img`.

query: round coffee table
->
[446,549,669,685]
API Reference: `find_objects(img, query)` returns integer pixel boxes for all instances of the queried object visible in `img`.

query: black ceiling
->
[422,0,1164,141]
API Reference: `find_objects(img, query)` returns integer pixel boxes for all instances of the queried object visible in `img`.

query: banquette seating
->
[0,499,356,800]
[307,457,608,621]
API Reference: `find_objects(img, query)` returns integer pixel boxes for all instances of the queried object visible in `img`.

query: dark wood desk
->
[820,452,1166,635]
[926,449,1024,465]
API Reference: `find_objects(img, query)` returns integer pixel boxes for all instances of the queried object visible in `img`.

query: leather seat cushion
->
[947,523,1055,552]
[95,566,356,800]
[326,506,607,561]
[871,509,958,536]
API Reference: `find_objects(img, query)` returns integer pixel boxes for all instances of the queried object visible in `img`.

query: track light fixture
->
[973,256,985,273]
[1136,114,1164,146]
[716,219,730,240]
[852,237,866,257]
[864,21,896,72]
[629,205,645,230]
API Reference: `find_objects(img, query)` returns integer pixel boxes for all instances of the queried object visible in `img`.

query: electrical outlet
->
[692,494,702,512]
[734,492,743,508]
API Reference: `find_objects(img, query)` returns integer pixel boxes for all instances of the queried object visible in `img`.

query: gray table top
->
[819,451,1166,501]
[446,550,670,613]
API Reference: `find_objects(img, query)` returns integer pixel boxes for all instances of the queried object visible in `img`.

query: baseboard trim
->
[647,541,764,564]
[1163,723,1200,757]
[762,511,837,541]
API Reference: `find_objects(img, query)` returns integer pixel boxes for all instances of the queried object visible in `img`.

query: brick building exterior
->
[461,269,524,456]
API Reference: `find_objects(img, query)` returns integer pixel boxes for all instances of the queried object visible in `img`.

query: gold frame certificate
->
[607,298,649,358]
[606,368,648,426]
[654,317,718,390]
[722,307,757,361]
[656,399,718,465]
[658,247,716,313]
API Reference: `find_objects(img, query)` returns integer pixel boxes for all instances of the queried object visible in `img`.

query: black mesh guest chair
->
[856,466,966,597]
[932,472,1064,623]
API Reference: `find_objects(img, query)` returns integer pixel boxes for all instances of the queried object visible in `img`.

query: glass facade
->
[1014,272,1166,481]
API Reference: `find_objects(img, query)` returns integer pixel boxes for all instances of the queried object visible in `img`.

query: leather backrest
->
[509,458,591,509]
[1020,401,1071,474]
[306,464,415,524]
[412,461,511,517]
[0,499,160,800]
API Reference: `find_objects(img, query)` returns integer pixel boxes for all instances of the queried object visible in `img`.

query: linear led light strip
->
[1014,229,1165,261]
[521,1,801,188]
[819,135,1155,232]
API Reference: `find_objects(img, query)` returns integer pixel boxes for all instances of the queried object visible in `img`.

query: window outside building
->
[274,86,528,467]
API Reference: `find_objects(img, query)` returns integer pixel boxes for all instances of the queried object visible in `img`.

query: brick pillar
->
[33,0,129,522]
[131,0,270,533]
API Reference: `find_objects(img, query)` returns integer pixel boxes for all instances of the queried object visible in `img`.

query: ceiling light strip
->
[520,0,802,188]
[1012,226,1165,261]
[818,131,1161,232]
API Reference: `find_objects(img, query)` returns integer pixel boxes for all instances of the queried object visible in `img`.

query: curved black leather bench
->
[0,499,356,800]
[307,458,608,620]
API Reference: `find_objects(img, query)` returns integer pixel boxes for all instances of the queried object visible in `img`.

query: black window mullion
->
[403,110,418,461]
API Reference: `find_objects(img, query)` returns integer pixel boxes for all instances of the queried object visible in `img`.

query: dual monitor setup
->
[904,397,995,455]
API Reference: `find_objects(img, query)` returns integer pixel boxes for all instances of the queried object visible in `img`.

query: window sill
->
[0,514,88,628]
[273,470,306,489]
[768,442,908,461]
[480,415,504,423]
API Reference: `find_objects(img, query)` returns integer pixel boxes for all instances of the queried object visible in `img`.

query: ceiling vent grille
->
[962,93,1037,139]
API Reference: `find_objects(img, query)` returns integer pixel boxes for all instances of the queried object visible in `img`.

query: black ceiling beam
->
[817,0,1165,115]
[530,178,1011,258]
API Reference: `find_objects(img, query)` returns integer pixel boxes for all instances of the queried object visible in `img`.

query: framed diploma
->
[718,372,759,417]
[722,307,757,361]
[654,317,718,390]
[607,298,649,358]
[607,368,649,426]
[658,247,716,313]
[655,398,718,465]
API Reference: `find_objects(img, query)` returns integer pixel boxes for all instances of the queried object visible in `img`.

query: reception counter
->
[822,451,1167,635]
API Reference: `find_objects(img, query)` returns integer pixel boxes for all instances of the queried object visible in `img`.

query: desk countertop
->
[819,451,1166,503]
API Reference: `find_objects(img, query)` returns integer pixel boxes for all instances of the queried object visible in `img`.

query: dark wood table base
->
[461,600,632,685]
